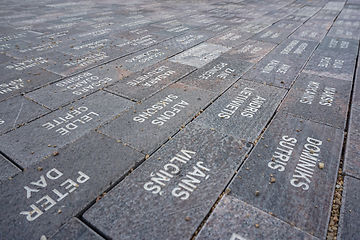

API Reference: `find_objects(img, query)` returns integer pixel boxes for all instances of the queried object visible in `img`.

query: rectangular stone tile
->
[280,73,352,130]
[302,20,333,31]
[116,25,165,39]
[0,30,43,43]
[180,55,252,94]
[169,42,230,68]
[235,21,271,34]
[222,40,277,64]
[83,124,251,240]
[338,176,360,240]
[228,112,343,239]
[105,60,195,102]
[112,43,181,73]
[98,83,214,154]
[161,31,210,51]
[250,28,294,44]
[272,38,318,61]
[192,80,286,142]
[25,65,132,110]
[0,95,50,134]
[0,131,144,240]
[206,29,254,48]
[0,91,134,168]
[155,25,198,37]
[196,195,320,240]
[332,19,360,29]
[317,36,359,55]
[242,54,304,89]
[49,218,104,240]
[0,154,21,184]
[302,50,356,82]
[327,27,360,40]
[284,15,309,22]
[25,29,83,44]
[343,107,360,179]
[290,27,327,42]
[196,23,238,36]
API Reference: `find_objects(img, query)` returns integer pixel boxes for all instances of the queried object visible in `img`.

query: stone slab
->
[235,22,270,34]
[242,54,304,89]
[222,40,277,64]
[302,50,357,82]
[180,56,252,94]
[284,15,309,22]
[192,80,286,142]
[112,43,181,73]
[338,176,360,240]
[279,73,352,129]
[318,36,359,55]
[206,29,253,48]
[105,60,196,102]
[196,23,238,36]
[83,124,251,240]
[0,90,134,168]
[0,154,21,184]
[272,38,318,61]
[196,195,320,240]
[332,20,360,30]
[0,31,44,43]
[0,53,15,65]
[343,107,360,179]
[290,27,327,42]
[169,42,230,68]
[0,95,50,134]
[228,112,343,239]
[155,25,198,37]
[24,68,130,110]
[49,218,104,240]
[250,28,293,44]
[0,69,62,102]
[98,83,214,154]
[161,32,210,51]
[0,130,144,240]
[327,27,360,40]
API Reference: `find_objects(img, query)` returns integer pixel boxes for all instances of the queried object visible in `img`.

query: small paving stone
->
[337,176,360,240]
[0,131,144,240]
[192,80,286,142]
[279,73,352,130]
[228,112,343,239]
[0,91,134,168]
[98,83,214,154]
[196,195,320,240]
[0,95,50,134]
[49,218,104,240]
[83,124,251,240]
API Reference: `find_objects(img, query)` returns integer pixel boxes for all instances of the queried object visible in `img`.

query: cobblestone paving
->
[0,0,359,239]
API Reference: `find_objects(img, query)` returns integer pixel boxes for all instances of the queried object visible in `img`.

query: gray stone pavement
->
[0,0,359,239]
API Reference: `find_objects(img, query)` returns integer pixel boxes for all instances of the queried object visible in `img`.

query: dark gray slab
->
[327,27,360,40]
[272,38,318,61]
[303,50,357,82]
[317,36,359,55]
[24,68,129,110]
[196,195,320,240]
[284,15,309,22]
[0,131,144,240]
[26,29,83,44]
[228,112,343,239]
[105,60,196,102]
[0,91,134,168]
[207,29,254,48]
[242,54,304,89]
[280,73,352,129]
[338,176,360,240]
[98,83,214,154]
[290,27,327,42]
[169,42,230,68]
[193,80,286,142]
[196,23,237,36]
[113,43,181,73]
[222,40,276,64]
[83,124,251,240]
[50,218,104,240]
[0,53,15,65]
[161,32,210,51]
[0,154,21,184]
[180,55,252,94]
[0,31,43,43]
[250,28,293,44]
[235,22,270,34]
[156,24,198,37]
[0,69,62,102]
[343,107,360,179]
[332,19,360,29]
[0,95,50,134]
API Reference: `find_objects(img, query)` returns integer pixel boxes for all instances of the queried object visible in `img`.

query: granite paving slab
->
[196,195,320,240]
[0,90,134,168]
[0,154,21,184]
[317,36,359,55]
[0,131,144,240]
[83,124,251,240]
[227,112,343,239]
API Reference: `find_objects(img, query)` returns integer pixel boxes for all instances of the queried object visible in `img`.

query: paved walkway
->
[0,0,359,239]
